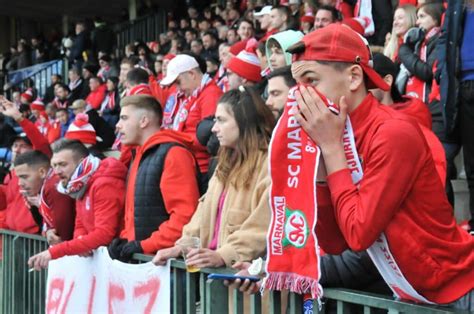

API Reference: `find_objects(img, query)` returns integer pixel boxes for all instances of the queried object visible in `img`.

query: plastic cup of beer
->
[176,237,201,273]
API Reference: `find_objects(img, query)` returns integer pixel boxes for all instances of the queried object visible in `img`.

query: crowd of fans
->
[0,0,473,311]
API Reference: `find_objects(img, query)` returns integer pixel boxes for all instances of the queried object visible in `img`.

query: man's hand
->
[0,95,23,121]
[295,86,349,175]
[152,246,181,266]
[28,250,52,271]
[46,229,62,245]
[119,241,143,261]
[185,248,225,268]
[107,238,127,260]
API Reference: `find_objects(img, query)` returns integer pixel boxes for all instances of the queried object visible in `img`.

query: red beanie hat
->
[163,53,176,61]
[65,113,97,145]
[31,98,45,111]
[229,39,248,56]
[226,39,261,83]
[300,14,315,25]
[20,89,34,103]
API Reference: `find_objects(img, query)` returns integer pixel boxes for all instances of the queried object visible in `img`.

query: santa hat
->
[20,89,34,103]
[342,17,371,36]
[65,113,97,145]
[147,41,159,51]
[126,83,153,96]
[226,39,261,83]
[229,40,248,56]
[31,98,45,111]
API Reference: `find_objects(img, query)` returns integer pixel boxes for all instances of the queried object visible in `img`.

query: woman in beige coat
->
[153,87,275,268]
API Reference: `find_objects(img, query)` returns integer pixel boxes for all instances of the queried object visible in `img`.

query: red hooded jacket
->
[49,158,127,259]
[85,84,107,110]
[316,94,473,304]
[120,130,200,254]
[0,118,52,233]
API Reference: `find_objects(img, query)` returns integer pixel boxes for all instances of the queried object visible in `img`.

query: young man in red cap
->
[226,41,262,90]
[289,24,473,310]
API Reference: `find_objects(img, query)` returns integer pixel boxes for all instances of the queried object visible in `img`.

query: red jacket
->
[85,84,107,110]
[390,97,446,184]
[40,172,76,241]
[175,81,222,173]
[120,130,200,254]
[148,75,177,107]
[317,94,474,304]
[0,118,52,233]
[49,158,127,259]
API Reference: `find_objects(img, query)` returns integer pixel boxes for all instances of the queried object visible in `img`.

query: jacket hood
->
[94,157,128,181]
[265,30,304,70]
[140,129,194,154]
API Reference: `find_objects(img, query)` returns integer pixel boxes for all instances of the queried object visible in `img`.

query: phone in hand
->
[207,273,261,282]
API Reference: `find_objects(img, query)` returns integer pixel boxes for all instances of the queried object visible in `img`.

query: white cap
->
[254,5,272,17]
[160,54,200,86]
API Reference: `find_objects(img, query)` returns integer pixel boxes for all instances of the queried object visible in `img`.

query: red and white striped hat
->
[30,98,45,111]
[65,113,97,145]
[20,89,34,103]
[226,38,261,83]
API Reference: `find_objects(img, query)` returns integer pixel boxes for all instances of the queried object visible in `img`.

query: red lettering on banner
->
[46,278,65,314]
[60,281,75,314]
[108,282,125,314]
[87,276,97,314]
[133,278,161,314]
[380,246,403,277]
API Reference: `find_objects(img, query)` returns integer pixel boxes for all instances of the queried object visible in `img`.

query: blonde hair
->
[384,5,417,61]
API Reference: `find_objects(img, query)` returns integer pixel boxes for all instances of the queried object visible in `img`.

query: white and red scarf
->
[57,155,100,200]
[40,169,55,230]
[265,85,435,305]
[172,74,213,131]
[100,91,116,111]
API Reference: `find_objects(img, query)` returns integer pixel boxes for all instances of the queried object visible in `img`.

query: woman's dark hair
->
[107,76,119,87]
[215,87,275,188]
[417,3,445,27]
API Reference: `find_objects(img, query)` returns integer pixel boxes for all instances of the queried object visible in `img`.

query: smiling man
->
[288,24,474,310]
[109,94,200,261]
[28,139,126,270]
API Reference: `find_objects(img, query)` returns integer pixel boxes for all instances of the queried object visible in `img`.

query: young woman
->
[153,87,275,269]
[397,3,444,135]
[100,77,121,128]
[383,5,417,61]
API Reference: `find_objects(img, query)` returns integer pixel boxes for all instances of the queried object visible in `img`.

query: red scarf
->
[263,86,323,300]
[40,169,55,229]
[405,27,440,103]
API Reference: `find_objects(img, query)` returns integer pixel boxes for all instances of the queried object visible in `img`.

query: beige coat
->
[181,151,270,267]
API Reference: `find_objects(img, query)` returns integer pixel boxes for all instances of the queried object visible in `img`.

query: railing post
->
[128,0,137,21]
[205,279,229,314]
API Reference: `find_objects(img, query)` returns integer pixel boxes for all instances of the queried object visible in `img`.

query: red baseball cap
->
[291,24,389,91]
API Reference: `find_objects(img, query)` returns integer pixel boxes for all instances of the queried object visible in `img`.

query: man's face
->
[120,63,132,84]
[202,35,215,50]
[314,10,334,30]
[68,70,78,82]
[219,46,232,67]
[116,105,143,146]
[259,14,271,30]
[185,31,196,43]
[268,45,287,69]
[51,150,80,186]
[11,139,32,163]
[227,71,244,90]
[191,41,203,55]
[175,71,197,96]
[266,76,291,118]
[56,110,69,124]
[89,79,100,92]
[227,30,238,44]
[292,61,350,105]
[270,9,286,30]
[15,164,46,196]
[51,75,60,84]
[237,21,253,41]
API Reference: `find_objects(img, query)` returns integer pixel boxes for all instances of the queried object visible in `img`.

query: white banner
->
[45,247,170,314]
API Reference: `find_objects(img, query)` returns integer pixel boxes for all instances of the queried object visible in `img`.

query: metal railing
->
[4,59,67,99]
[115,11,167,58]
[0,230,467,314]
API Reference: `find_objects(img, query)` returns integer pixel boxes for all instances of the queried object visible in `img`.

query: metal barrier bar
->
[0,230,467,314]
